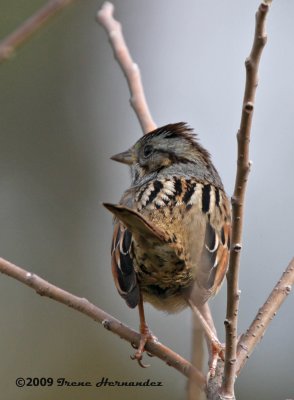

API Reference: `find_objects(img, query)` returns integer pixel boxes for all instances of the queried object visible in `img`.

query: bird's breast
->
[130,175,230,312]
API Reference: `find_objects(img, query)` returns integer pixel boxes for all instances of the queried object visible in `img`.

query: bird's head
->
[111,122,215,185]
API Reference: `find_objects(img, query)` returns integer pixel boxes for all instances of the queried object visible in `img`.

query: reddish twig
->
[0,0,76,63]
[221,3,271,399]
[97,2,157,134]
[0,257,206,389]
[236,257,294,374]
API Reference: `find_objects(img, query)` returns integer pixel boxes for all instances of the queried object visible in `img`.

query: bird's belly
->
[133,244,194,313]
[142,289,189,313]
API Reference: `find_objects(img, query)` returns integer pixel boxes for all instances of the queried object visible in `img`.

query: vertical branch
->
[221,3,271,398]
[0,0,76,63]
[188,315,205,400]
[97,2,156,134]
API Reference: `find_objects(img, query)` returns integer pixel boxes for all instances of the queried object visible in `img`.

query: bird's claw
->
[208,341,225,379]
[130,329,157,368]
[130,352,150,368]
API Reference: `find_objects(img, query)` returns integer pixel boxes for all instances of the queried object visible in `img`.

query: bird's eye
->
[143,144,153,158]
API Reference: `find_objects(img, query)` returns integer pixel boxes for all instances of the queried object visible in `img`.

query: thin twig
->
[236,257,294,374]
[97,2,157,134]
[221,2,271,399]
[0,0,75,63]
[188,315,205,400]
[0,257,206,389]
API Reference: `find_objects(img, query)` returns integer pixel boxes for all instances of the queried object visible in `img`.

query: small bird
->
[104,122,231,371]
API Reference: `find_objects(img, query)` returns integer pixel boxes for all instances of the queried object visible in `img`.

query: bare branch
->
[221,2,271,398]
[236,257,294,374]
[205,258,294,399]
[97,2,157,134]
[206,256,294,399]
[0,0,76,64]
[0,257,206,389]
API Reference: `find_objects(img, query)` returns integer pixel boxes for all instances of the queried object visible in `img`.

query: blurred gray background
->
[0,1,293,399]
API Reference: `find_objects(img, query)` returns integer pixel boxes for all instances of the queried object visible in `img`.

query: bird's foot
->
[208,340,225,379]
[131,326,157,368]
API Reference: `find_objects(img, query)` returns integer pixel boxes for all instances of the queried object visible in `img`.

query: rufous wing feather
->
[204,220,231,295]
[211,222,230,294]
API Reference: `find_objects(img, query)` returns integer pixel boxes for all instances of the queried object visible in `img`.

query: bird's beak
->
[110,149,134,165]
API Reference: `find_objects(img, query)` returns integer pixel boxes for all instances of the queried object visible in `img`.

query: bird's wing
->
[104,203,170,308]
[202,220,231,293]
[190,216,230,306]
[109,220,139,308]
[104,203,168,242]
[183,182,231,305]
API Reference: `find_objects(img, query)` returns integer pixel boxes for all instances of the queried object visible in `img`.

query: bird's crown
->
[137,122,211,163]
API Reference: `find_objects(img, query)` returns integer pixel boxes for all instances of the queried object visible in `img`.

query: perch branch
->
[0,257,205,389]
[0,0,76,64]
[236,257,294,374]
[97,2,157,134]
[221,2,271,399]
